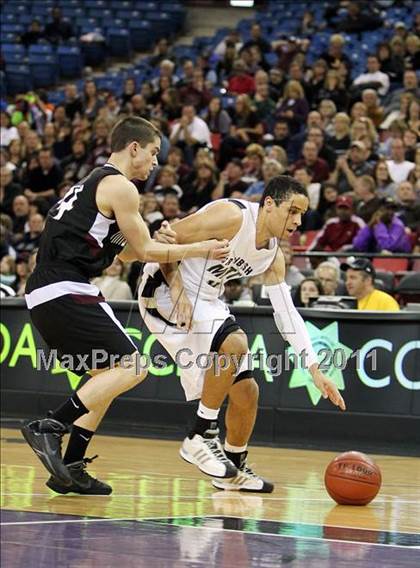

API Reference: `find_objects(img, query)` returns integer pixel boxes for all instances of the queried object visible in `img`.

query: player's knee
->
[118,352,148,386]
[230,378,259,409]
[220,330,249,358]
[119,366,148,389]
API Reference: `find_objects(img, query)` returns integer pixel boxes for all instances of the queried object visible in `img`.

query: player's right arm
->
[98,176,230,263]
[263,248,346,411]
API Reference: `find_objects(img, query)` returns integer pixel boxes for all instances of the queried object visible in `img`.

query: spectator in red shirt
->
[227,60,255,95]
[310,195,365,251]
[290,140,330,183]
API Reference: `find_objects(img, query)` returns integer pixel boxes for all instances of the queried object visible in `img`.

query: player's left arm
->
[263,248,346,411]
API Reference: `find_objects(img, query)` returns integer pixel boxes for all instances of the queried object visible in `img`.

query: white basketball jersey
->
[179,199,278,300]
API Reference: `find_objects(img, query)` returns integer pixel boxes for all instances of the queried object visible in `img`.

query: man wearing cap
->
[310,195,365,252]
[330,141,372,194]
[353,197,412,253]
[342,258,399,311]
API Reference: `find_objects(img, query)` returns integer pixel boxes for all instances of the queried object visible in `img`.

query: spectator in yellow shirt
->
[341,258,400,311]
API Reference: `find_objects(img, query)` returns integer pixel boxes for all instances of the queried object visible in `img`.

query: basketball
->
[324,451,382,505]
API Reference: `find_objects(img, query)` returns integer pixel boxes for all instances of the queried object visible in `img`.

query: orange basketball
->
[324,451,382,505]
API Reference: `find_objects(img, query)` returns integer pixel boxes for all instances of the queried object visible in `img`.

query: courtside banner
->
[1,300,419,416]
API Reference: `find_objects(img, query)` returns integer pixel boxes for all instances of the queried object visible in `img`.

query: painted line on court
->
[2,513,420,537]
[138,520,420,550]
[0,514,223,526]
[1,492,420,505]
[2,515,420,549]
[215,514,420,535]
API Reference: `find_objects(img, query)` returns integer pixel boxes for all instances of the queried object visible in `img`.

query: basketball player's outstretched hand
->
[203,239,231,260]
[155,221,178,244]
[313,371,346,411]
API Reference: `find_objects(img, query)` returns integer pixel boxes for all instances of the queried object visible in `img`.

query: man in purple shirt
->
[353,197,412,253]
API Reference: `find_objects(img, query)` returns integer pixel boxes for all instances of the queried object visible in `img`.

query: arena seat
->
[1,24,24,35]
[85,0,107,7]
[81,38,106,67]
[1,33,21,44]
[298,230,319,250]
[5,64,33,95]
[372,258,409,272]
[28,53,58,88]
[375,271,395,293]
[2,44,26,65]
[107,28,132,58]
[57,45,83,78]
[28,44,54,56]
[128,21,155,51]
[3,14,17,24]
[395,272,420,305]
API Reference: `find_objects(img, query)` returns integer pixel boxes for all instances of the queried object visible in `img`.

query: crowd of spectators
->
[1,1,419,309]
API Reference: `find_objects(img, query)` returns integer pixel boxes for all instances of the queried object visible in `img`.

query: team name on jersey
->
[206,256,253,287]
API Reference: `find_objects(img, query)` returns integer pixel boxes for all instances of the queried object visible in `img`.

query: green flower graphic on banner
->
[51,361,83,390]
[287,321,352,406]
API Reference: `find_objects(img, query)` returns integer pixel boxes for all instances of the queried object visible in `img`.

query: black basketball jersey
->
[36,164,127,279]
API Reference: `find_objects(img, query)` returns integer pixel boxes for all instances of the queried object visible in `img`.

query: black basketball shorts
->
[29,294,137,373]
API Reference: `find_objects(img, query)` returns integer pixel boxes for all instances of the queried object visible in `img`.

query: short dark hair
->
[110,116,161,153]
[259,175,308,208]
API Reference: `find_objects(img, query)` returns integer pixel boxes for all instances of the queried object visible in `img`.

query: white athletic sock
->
[197,402,220,420]
[225,442,248,453]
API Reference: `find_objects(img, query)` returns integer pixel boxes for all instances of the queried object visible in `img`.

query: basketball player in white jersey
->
[138,176,346,492]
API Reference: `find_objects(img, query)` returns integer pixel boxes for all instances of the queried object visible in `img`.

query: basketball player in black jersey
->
[21,116,230,495]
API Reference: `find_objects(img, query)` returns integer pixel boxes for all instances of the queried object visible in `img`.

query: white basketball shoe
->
[180,432,238,479]
[212,451,274,493]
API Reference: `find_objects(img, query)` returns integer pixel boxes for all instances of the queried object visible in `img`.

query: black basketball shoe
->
[21,417,72,485]
[46,455,112,495]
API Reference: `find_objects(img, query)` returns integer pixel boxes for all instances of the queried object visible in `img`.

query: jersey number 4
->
[52,184,84,220]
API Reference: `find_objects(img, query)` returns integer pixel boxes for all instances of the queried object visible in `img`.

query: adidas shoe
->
[46,455,112,495]
[180,434,237,479]
[212,452,274,493]
[21,417,72,485]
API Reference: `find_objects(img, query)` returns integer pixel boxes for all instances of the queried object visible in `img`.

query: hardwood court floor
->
[1,428,419,567]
